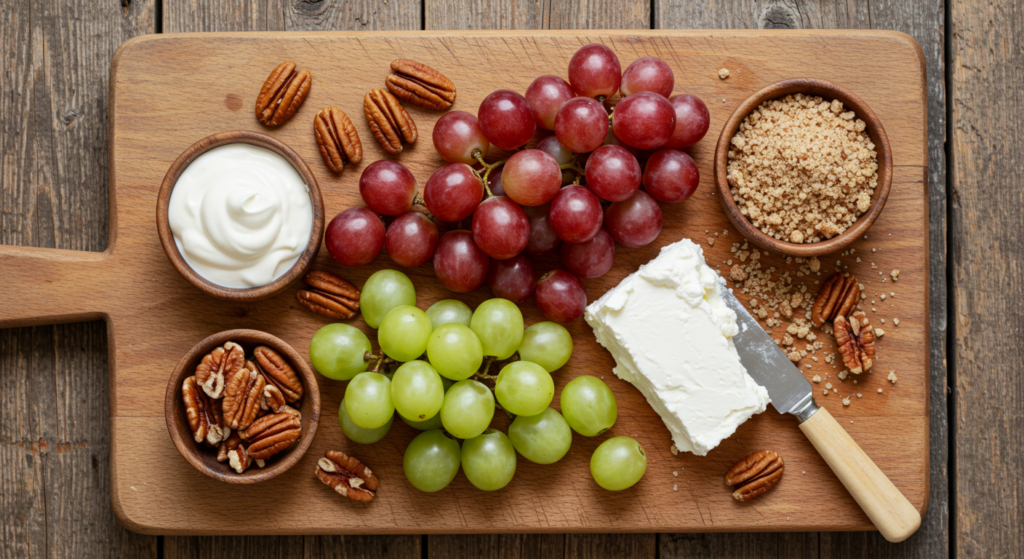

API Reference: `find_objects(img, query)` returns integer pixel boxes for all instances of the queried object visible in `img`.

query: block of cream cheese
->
[585,238,769,456]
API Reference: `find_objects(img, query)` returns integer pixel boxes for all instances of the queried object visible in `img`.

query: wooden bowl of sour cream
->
[157,131,325,302]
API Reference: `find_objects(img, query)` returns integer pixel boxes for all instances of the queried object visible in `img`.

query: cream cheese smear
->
[585,238,769,456]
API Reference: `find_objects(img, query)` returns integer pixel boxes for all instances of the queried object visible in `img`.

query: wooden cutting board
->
[0,30,929,535]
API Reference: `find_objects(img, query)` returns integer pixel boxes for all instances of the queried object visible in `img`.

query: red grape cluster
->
[325,44,710,324]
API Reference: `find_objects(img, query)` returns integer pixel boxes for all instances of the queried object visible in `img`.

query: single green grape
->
[508,407,572,464]
[427,323,484,381]
[495,361,554,417]
[343,372,394,429]
[560,375,617,437]
[440,379,495,440]
[360,269,416,328]
[517,322,573,372]
[378,305,432,362]
[391,360,444,421]
[403,429,461,493]
[426,299,473,329]
[309,323,371,381]
[590,436,647,491]
[401,411,443,431]
[461,429,516,491]
[470,298,524,360]
[339,400,392,444]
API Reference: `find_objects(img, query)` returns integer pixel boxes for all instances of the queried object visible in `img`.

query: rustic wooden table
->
[4,0,1003,556]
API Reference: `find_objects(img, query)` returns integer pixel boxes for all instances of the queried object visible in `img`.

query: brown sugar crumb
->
[718,68,731,79]
[726,94,879,243]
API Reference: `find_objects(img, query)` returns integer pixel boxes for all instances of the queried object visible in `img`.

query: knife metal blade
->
[721,288,819,422]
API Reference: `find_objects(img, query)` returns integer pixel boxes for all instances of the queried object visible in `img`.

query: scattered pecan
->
[222,361,266,430]
[182,376,229,446]
[240,412,301,461]
[296,270,360,319]
[255,61,312,126]
[254,346,304,403]
[835,311,876,374]
[194,341,245,399]
[364,88,417,154]
[386,59,456,111]
[314,107,362,173]
[726,450,784,502]
[315,450,379,502]
[261,383,287,414]
[216,432,243,463]
[811,272,860,326]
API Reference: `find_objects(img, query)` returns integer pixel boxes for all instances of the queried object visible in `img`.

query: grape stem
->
[559,162,585,175]
[363,352,394,374]
[473,356,499,381]
[472,151,508,197]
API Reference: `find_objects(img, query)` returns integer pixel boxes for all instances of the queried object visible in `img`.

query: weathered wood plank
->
[949,0,1023,557]
[660,533,818,559]
[423,2,654,557]
[160,0,421,555]
[0,0,157,557]
[654,0,948,557]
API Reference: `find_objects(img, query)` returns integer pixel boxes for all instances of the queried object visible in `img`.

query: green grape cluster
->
[307,270,645,493]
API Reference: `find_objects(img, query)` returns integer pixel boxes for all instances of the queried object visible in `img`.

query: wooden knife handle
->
[799,407,921,542]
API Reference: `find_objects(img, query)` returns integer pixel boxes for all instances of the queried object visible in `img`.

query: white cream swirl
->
[168,143,313,288]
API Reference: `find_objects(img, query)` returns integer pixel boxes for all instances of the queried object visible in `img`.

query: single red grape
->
[502,149,562,206]
[524,203,561,255]
[548,184,603,244]
[358,160,417,216]
[478,89,535,150]
[385,212,439,267]
[525,75,576,131]
[471,196,530,260]
[325,207,385,266]
[487,254,537,303]
[434,230,489,293]
[554,97,609,154]
[561,228,615,279]
[568,43,622,100]
[535,270,587,323]
[423,163,484,222]
[604,190,662,248]
[643,149,699,203]
[663,94,710,149]
[619,56,674,98]
[433,110,490,164]
[612,92,676,150]
[584,145,642,202]
[537,135,577,185]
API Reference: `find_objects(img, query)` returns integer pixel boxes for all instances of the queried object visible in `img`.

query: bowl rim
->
[713,78,893,257]
[163,328,321,484]
[156,130,325,301]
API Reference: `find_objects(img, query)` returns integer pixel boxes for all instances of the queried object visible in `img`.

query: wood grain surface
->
[0,28,929,536]
[0,0,958,557]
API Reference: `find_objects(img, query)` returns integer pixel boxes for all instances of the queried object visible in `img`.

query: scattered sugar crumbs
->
[718,68,731,79]
[726,94,879,243]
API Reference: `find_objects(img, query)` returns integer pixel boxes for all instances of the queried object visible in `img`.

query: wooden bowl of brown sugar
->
[713,78,892,257]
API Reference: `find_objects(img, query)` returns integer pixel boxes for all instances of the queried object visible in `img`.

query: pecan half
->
[194,341,245,399]
[254,346,303,403]
[811,272,860,326]
[182,376,229,446]
[364,88,417,155]
[261,383,287,414]
[240,412,301,461]
[256,61,312,126]
[296,270,361,319]
[386,59,456,111]
[726,450,784,502]
[835,311,876,374]
[315,450,379,502]
[222,361,266,430]
[216,432,243,463]
[314,107,362,173]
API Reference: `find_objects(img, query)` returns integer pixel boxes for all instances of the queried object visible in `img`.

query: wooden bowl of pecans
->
[713,78,893,257]
[165,329,321,484]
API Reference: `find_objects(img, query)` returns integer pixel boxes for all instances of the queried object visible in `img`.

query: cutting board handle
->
[799,406,922,542]
[0,245,115,328]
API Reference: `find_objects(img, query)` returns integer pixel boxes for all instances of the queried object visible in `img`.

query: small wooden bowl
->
[713,78,892,257]
[156,130,325,301]
[164,329,321,484]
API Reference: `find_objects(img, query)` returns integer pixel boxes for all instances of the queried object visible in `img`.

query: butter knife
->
[722,288,922,543]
